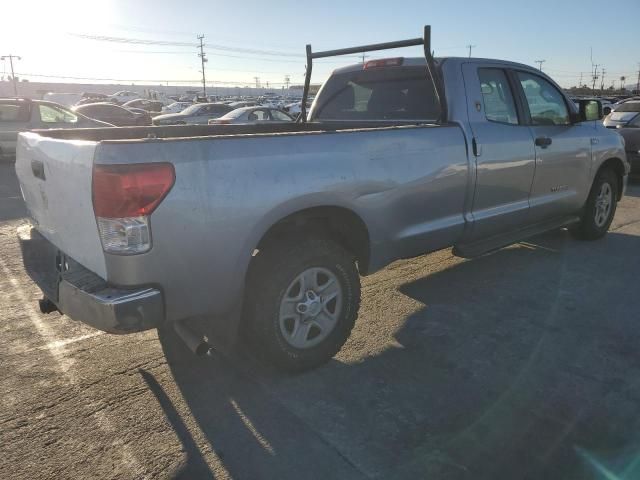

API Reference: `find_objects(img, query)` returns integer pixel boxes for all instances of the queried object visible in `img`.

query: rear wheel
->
[246,236,360,372]
[570,168,618,240]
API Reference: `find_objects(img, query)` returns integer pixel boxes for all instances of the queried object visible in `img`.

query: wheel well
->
[253,206,371,274]
[598,158,626,200]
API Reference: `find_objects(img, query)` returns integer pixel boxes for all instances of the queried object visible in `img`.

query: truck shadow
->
[0,163,27,222]
[154,229,640,480]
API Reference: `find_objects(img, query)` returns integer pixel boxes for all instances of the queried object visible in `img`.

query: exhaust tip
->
[194,342,211,356]
[173,320,211,356]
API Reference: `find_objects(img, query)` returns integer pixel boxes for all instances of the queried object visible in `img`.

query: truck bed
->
[34,121,442,142]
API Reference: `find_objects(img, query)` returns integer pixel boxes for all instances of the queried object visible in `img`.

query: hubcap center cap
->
[296,290,322,317]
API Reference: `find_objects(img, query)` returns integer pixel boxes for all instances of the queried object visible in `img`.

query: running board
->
[453,215,581,259]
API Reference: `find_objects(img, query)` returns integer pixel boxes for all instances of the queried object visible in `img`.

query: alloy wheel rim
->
[278,267,343,349]
[594,182,613,228]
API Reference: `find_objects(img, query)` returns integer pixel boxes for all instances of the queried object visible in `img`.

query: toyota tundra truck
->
[15,27,628,371]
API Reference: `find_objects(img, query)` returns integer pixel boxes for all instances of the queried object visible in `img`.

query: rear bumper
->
[18,225,164,334]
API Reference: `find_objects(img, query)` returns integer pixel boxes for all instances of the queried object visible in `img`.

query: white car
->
[108,91,141,105]
[161,102,193,114]
[209,106,294,125]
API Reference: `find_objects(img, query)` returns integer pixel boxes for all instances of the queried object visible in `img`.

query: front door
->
[462,64,537,241]
[513,70,592,222]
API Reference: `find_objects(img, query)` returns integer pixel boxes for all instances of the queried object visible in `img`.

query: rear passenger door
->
[462,64,536,241]
[513,71,592,221]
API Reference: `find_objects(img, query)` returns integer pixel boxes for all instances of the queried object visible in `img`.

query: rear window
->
[615,102,640,112]
[0,103,29,122]
[310,66,441,121]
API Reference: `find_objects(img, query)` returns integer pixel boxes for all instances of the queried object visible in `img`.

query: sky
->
[1,0,638,89]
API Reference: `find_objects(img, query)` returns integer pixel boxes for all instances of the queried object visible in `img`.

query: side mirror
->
[577,99,603,122]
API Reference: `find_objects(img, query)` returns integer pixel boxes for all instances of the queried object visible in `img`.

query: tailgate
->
[15,132,107,279]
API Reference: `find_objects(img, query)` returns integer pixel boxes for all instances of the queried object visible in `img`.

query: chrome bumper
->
[18,225,164,334]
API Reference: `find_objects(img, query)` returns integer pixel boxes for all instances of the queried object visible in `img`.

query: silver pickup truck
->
[16,28,628,371]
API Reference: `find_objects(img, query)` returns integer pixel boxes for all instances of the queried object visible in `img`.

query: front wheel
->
[245,236,361,372]
[571,168,618,240]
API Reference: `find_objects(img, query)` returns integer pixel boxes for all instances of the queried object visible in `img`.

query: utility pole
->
[600,67,606,93]
[1,54,21,96]
[466,44,476,58]
[253,76,260,90]
[579,72,584,88]
[620,76,626,92]
[197,35,207,96]
[591,64,599,93]
[535,59,546,71]
[284,75,290,93]
[361,53,369,64]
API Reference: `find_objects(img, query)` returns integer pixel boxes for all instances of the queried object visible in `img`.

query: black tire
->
[245,236,361,372]
[570,168,618,240]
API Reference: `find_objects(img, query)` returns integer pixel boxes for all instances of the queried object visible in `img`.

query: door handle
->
[535,136,552,148]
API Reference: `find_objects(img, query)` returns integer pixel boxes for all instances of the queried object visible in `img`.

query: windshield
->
[615,102,640,112]
[180,104,203,115]
[310,66,441,121]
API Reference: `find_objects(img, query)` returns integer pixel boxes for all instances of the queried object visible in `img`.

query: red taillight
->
[363,57,404,70]
[92,163,175,218]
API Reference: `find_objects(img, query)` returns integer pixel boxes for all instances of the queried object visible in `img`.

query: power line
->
[1,54,22,96]
[13,71,290,86]
[70,32,305,58]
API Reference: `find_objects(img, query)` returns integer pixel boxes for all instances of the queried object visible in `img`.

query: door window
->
[478,69,519,125]
[517,72,570,126]
[39,104,78,124]
[248,109,270,121]
[271,110,292,121]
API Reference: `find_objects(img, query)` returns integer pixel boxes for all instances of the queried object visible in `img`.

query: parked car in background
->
[227,101,259,109]
[161,102,193,114]
[603,100,640,128]
[209,106,294,124]
[81,92,109,101]
[73,102,151,126]
[605,102,640,174]
[0,98,110,159]
[616,121,640,174]
[108,91,140,105]
[152,102,233,125]
[122,99,164,113]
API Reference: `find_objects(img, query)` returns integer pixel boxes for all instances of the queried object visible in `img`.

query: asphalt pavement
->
[2,161,640,479]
